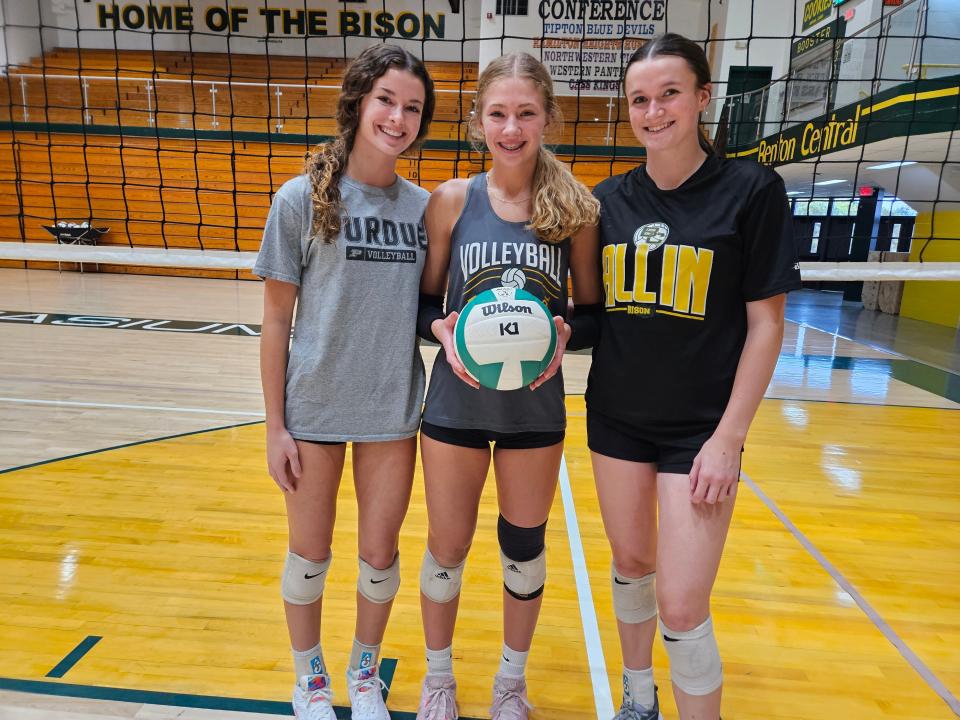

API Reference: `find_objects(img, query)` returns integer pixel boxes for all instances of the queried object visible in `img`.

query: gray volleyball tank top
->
[423,173,570,433]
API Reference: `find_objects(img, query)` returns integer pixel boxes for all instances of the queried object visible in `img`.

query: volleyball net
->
[0,0,957,280]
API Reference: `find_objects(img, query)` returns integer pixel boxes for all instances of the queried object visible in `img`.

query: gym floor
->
[1,269,957,720]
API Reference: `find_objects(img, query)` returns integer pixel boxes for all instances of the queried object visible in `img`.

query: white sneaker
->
[347,665,390,720]
[490,673,532,720]
[292,675,337,720]
[416,672,458,720]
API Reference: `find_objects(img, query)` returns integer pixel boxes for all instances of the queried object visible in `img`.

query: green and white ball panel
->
[454,286,557,391]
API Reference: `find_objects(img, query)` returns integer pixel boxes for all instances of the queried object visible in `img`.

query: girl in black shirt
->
[586,33,801,720]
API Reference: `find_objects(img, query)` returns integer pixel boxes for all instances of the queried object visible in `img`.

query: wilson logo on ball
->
[482,302,534,316]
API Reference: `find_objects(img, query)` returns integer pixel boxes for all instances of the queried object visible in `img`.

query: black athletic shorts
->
[421,421,564,450]
[586,410,722,474]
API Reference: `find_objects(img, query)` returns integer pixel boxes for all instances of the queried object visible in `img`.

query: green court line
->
[0,420,263,475]
[45,636,102,679]
[0,674,483,719]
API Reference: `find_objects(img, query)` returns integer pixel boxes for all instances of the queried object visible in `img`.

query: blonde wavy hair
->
[304,45,435,242]
[468,53,599,244]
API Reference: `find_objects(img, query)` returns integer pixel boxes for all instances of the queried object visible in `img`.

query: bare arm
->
[690,294,785,504]
[530,222,601,389]
[260,278,302,491]
[421,179,479,388]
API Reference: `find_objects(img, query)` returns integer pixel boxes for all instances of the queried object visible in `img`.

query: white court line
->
[0,396,264,417]
[742,471,960,717]
[559,455,615,720]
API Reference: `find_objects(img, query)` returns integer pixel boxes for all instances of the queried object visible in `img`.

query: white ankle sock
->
[293,643,326,682]
[498,643,528,679]
[426,645,453,675]
[349,638,381,675]
[623,665,655,708]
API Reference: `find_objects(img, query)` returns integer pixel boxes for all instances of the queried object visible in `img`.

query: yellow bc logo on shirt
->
[633,222,670,251]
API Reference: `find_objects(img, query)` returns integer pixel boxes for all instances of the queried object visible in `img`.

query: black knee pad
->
[498,515,547,601]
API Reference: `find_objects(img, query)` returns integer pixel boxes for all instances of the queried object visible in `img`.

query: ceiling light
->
[814,179,846,186]
[867,161,917,170]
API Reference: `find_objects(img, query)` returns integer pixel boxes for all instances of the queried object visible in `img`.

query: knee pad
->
[281,551,331,605]
[420,549,465,604]
[358,553,401,604]
[611,565,657,624]
[660,616,723,696]
[498,515,547,601]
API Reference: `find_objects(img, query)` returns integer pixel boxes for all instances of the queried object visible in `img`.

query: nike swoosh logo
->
[370,577,390,584]
[613,577,629,585]
[304,571,327,579]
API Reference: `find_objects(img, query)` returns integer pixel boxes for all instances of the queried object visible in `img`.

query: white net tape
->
[3,243,959,281]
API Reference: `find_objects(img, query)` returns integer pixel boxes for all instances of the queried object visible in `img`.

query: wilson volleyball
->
[454,286,557,391]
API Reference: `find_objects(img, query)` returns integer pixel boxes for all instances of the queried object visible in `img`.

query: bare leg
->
[352,437,417,645]
[493,442,563,652]
[419,435,490,651]
[657,473,738,720]
[283,441,345,652]
[591,452,659,671]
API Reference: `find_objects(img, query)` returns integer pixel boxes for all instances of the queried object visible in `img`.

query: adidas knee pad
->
[420,549,464,604]
[660,616,723,696]
[281,551,331,605]
[498,515,547,601]
[358,553,400,604]
[611,565,657,624]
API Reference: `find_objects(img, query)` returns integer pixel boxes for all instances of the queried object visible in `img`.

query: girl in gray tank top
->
[254,46,435,720]
[421,171,570,433]
[412,53,602,720]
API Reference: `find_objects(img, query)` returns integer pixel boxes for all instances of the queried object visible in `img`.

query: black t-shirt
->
[585,155,802,432]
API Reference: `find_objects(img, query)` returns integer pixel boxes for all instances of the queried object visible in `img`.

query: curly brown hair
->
[304,45,435,242]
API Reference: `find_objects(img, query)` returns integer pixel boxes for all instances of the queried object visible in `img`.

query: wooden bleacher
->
[2,48,636,145]
[0,49,640,278]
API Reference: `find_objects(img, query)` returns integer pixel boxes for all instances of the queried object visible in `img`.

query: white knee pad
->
[501,548,547,601]
[611,565,657,624]
[660,616,723,696]
[281,551,331,605]
[419,549,464,604]
[358,554,401,604]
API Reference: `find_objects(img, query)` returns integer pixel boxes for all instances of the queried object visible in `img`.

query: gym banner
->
[63,0,476,61]
[727,75,960,167]
[536,0,667,96]
[792,18,845,60]
[89,2,453,39]
[801,0,833,31]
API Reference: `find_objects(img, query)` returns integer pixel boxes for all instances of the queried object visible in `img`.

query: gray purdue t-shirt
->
[254,173,429,442]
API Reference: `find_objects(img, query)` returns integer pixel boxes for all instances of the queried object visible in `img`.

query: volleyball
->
[500,267,527,289]
[454,287,557,391]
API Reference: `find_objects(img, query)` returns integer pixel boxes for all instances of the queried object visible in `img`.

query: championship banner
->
[536,0,667,96]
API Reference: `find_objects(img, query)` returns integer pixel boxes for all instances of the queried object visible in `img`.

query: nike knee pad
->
[611,565,657,624]
[420,549,464,604]
[281,551,331,605]
[661,616,723,696]
[498,515,547,601]
[358,553,400,604]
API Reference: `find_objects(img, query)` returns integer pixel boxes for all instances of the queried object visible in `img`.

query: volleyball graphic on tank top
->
[454,286,557,391]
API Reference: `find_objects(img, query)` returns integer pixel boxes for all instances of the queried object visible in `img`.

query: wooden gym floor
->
[0,268,958,720]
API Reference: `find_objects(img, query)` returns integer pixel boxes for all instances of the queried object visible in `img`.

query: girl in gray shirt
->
[254,45,433,720]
